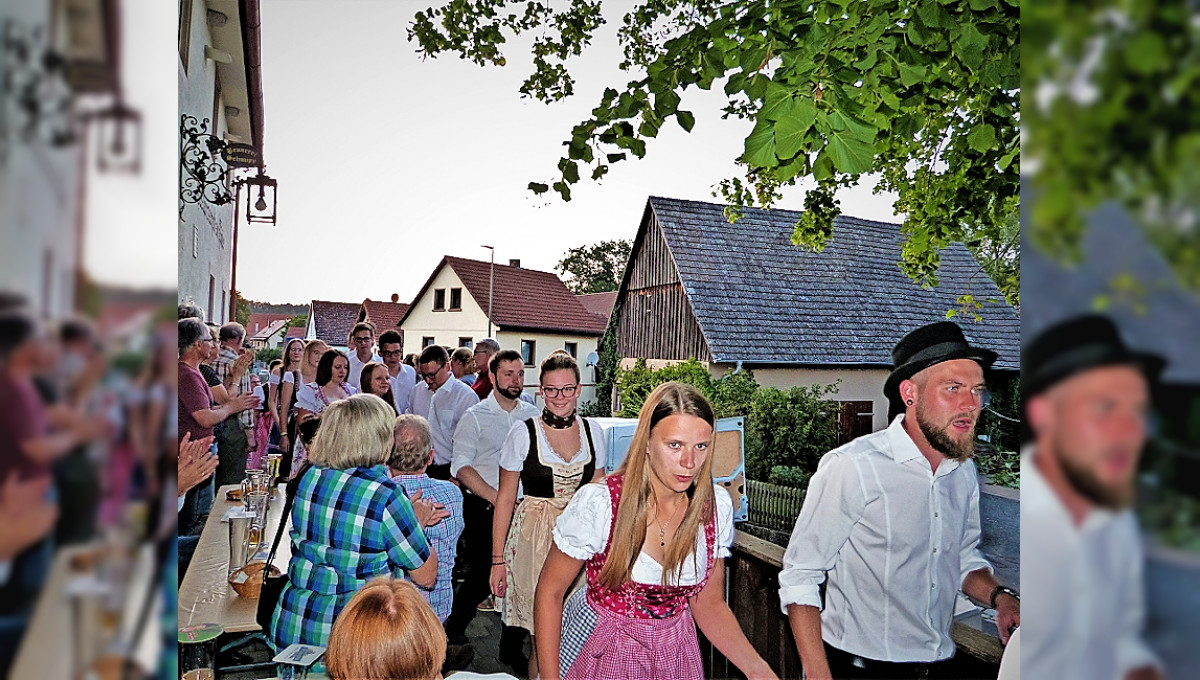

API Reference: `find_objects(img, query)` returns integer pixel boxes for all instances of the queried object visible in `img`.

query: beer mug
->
[241,469,268,498]
[243,492,270,554]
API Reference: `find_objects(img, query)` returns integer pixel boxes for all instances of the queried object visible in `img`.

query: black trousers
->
[445,492,497,639]
[825,643,953,680]
[427,462,452,481]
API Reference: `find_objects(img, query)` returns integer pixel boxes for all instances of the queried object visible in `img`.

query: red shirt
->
[178,361,215,441]
[0,369,51,482]
[471,369,492,400]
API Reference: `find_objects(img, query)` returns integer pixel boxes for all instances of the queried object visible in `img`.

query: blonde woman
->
[490,352,605,679]
[269,394,447,653]
[534,382,777,680]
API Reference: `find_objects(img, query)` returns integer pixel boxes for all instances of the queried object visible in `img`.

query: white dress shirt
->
[1021,447,1160,680]
[778,414,992,663]
[450,393,539,489]
[347,351,383,390]
[412,376,479,466]
[388,364,418,414]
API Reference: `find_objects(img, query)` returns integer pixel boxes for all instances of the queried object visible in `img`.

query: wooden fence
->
[746,480,806,532]
[699,531,1004,679]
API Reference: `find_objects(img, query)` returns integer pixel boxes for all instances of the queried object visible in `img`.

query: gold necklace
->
[654,498,684,548]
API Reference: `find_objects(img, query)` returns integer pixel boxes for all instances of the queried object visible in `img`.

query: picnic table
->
[177,484,291,633]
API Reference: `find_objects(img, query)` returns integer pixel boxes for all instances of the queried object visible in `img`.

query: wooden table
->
[177,484,291,634]
[11,543,159,679]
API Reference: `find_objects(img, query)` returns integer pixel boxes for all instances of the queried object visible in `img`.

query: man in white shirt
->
[1022,315,1164,680]
[411,345,479,480]
[445,349,539,658]
[345,322,383,391]
[378,330,416,414]
[780,322,1020,679]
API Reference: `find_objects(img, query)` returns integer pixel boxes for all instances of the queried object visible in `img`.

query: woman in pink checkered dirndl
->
[534,382,778,680]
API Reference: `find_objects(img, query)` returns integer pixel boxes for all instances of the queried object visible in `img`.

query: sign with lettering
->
[223,143,259,168]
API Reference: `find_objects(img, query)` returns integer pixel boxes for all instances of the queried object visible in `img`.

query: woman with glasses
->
[358,361,398,415]
[291,348,357,472]
[490,351,606,679]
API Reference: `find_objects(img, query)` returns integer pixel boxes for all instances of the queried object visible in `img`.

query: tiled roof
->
[246,313,293,336]
[1023,197,1200,383]
[309,300,361,346]
[249,319,288,341]
[641,196,1020,368]
[359,299,409,332]
[576,292,617,326]
[401,257,606,336]
[285,326,306,338]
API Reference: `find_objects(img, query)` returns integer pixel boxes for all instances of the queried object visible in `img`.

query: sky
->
[87,0,900,302]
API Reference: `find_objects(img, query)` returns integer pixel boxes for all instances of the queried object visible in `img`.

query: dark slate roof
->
[1022,196,1200,384]
[309,300,360,346]
[645,196,1020,368]
[400,257,606,336]
[576,292,617,325]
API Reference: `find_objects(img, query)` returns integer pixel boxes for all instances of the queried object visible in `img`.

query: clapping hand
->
[409,489,449,527]
[177,432,218,496]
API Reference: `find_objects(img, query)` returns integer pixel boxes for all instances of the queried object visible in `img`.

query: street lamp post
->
[482,245,494,337]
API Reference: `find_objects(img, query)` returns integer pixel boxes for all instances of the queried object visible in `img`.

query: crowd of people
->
[170,308,1171,680]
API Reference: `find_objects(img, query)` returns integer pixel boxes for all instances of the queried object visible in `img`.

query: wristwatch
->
[989,585,1020,609]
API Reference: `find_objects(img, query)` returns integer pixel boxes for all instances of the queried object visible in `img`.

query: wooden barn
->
[612,196,1021,436]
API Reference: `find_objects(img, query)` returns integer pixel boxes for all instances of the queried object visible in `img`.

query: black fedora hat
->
[884,321,999,405]
[1022,314,1165,399]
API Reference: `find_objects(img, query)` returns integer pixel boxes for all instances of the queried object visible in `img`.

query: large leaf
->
[824,111,878,174]
[967,124,996,152]
[774,98,817,159]
[742,118,777,168]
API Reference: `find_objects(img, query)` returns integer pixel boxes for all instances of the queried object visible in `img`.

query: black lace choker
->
[541,408,576,429]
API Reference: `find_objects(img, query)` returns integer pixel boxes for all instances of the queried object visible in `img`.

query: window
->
[564,342,578,358]
[221,291,227,324]
[179,0,192,70]
[192,224,198,258]
[449,288,462,310]
[422,336,436,348]
[458,337,473,349]
[520,340,536,367]
[208,275,216,324]
[433,289,445,311]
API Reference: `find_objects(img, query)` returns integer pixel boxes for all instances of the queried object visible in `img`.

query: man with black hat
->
[779,321,1020,679]
[1022,315,1163,680]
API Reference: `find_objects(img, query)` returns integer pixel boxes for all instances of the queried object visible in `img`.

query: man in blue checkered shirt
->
[388,414,464,623]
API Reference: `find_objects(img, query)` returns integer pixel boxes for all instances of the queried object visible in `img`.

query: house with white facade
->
[399,257,607,403]
[0,0,122,317]
[177,0,266,324]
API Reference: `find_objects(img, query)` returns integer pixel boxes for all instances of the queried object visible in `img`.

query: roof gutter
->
[238,0,266,163]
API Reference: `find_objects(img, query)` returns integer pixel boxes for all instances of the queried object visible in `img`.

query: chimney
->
[508,259,520,268]
[390,293,399,303]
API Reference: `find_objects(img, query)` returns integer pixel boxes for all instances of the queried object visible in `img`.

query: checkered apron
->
[561,475,716,680]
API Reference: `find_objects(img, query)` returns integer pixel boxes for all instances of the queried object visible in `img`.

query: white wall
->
[177,0,235,325]
[0,2,85,318]
[401,266,490,352]
[495,330,600,406]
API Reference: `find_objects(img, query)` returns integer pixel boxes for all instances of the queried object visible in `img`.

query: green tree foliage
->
[233,290,251,327]
[556,239,633,294]
[288,314,308,329]
[612,359,841,481]
[410,0,1019,291]
[1024,1,1200,292]
[255,347,282,365]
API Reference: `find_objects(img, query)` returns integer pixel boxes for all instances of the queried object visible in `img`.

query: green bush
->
[745,383,841,481]
[255,347,282,365]
[768,465,812,488]
[613,359,841,482]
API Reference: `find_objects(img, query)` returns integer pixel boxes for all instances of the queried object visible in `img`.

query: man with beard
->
[1022,315,1163,680]
[445,349,538,671]
[779,322,1020,679]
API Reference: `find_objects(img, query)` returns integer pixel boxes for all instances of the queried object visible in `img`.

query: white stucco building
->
[177,0,266,324]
